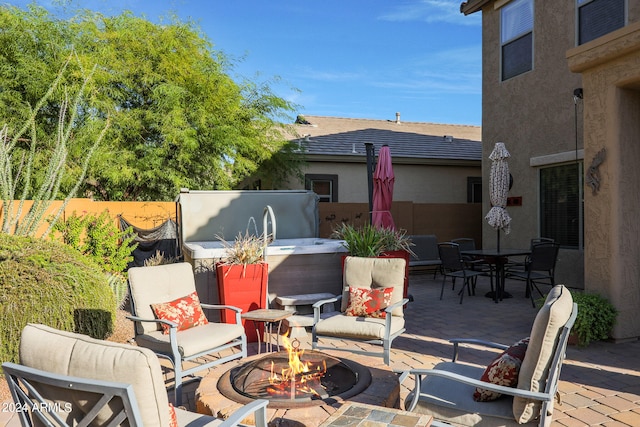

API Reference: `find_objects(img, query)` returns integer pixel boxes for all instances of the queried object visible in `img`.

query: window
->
[540,163,583,248]
[501,0,534,81]
[577,0,625,45]
[305,174,338,202]
[467,177,482,203]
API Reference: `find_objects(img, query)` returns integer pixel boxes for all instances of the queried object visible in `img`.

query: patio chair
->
[400,284,577,426]
[438,242,487,304]
[311,256,409,365]
[505,237,556,273]
[128,262,247,406]
[508,242,560,307]
[2,323,268,427]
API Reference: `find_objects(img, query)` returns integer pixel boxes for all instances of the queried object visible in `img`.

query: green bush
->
[50,210,137,307]
[571,290,617,346]
[0,233,116,366]
[50,210,137,274]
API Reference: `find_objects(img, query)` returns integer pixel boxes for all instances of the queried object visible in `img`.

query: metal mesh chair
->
[438,242,486,304]
[508,242,560,307]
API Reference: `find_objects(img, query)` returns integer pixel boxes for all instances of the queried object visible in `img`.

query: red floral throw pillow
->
[168,403,178,427]
[474,337,530,402]
[345,287,394,318]
[151,291,209,334]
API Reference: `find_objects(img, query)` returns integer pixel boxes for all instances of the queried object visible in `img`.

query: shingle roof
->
[292,115,482,164]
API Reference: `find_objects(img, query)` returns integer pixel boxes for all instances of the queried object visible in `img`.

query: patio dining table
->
[461,248,531,303]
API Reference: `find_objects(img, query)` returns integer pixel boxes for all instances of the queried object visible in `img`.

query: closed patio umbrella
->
[372,145,396,230]
[485,142,512,250]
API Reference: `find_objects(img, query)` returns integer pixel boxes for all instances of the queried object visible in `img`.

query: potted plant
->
[331,223,414,257]
[535,289,617,346]
[331,223,415,299]
[215,231,269,342]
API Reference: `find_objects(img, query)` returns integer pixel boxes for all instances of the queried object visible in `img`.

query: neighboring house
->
[461,0,640,341]
[283,114,482,205]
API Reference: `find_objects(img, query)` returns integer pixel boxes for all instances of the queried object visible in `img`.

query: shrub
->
[0,233,116,366]
[50,210,137,274]
[50,210,137,308]
[570,290,617,346]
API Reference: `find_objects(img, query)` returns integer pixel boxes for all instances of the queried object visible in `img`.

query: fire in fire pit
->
[218,338,371,409]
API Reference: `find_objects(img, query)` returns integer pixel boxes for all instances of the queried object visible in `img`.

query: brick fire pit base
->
[196,349,400,427]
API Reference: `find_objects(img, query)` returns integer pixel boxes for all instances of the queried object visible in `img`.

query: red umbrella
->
[372,145,396,230]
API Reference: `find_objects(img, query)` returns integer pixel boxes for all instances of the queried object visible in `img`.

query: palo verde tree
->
[0,4,302,201]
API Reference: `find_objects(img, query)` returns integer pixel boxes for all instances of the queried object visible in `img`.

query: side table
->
[241,309,293,353]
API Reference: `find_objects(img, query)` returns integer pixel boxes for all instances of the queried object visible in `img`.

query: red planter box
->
[216,263,268,343]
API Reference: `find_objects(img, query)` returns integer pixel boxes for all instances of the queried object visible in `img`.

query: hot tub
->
[183,238,348,311]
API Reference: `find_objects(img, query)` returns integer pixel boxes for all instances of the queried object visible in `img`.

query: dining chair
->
[506,237,555,273]
[508,242,560,307]
[451,238,494,287]
[438,242,486,304]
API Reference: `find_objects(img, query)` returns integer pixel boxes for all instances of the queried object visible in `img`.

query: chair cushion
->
[314,313,405,340]
[19,323,170,425]
[129,262,199,335]
[341,256,406,317]
[411,361,529,426]
[474,337,529,402]
[345,286,393,318]
[151,291,209,334]
[135,321,245,358]
[513,285,573,423]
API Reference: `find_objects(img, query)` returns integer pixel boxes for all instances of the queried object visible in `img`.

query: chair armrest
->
[312,295,341,308]
[126,315,178,329]
[448,338,509,362]
[200,303,242,313]
[200,304,243,325]
[217,398,269,427]
[401,368,553,412]
[312,296,342,323]
[384,298,410,313]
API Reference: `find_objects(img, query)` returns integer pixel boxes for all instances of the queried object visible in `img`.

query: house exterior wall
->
[476,0,640,340]
[284,161,480,204]
[477,1,588,287]
[568,21,640,341]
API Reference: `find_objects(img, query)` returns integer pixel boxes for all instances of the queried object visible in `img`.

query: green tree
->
[0,4,301,201]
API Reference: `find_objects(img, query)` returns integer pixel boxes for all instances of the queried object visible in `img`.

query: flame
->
[266,333,327,398]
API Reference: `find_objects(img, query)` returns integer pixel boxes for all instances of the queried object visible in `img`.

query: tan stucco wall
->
[478,1,586,287]
[568,22,640,341]
[283,162,480,204]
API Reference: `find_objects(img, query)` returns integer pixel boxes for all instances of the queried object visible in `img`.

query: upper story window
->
[501,0,534,81]
[577,0,625,45]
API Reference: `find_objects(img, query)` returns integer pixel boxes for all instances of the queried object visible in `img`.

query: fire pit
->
[196,338,400,426]
[219,348,371,409]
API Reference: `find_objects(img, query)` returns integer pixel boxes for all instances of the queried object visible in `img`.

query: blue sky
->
[9,1,482,125]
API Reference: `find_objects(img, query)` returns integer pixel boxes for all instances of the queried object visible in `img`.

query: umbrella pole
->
[497,229,500,252]
[365,143,375,224]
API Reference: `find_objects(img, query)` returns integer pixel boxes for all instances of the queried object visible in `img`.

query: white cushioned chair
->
[311,256,409,365]
[127,262,247,406]
[401,284,577,426]
[2,323,268,427]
